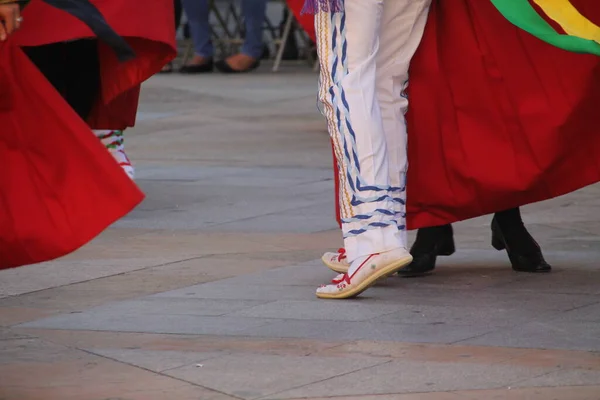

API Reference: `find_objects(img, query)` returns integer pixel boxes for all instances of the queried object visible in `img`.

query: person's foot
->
[322,248,350,274]
[179,55,213,74]
[94,130,135,180]
[215,53,260,74]
[399,225,455,277]
[316,248,413,300]
[110,147,135,180]
[491,209,551,273]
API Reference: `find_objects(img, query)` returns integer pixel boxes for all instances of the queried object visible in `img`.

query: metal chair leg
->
[272,10,294,72]
[182,40,194,66]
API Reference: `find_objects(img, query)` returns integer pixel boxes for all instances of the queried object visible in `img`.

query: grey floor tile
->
[115,182,329,231]
[370,284,600,312]
[265,360,552,399]
[241,319,493,343]
[226,300,402,322]
[79,298,272,317]
[513,368,600,388]
[164,353,388,400]
[212,212,338,234]
[370,304,552,329]
[491,270,600,295]
[0,257,180,298]
[547,302,600,322]
[89,348,224,372]
[213,264,335,287]
[192,174,330,189]
[0,338,73,364]
[459,320,600,351]
[150,282,316,301]
[18,313,275,335]
[135,165,256,181]
[136,111,182,122]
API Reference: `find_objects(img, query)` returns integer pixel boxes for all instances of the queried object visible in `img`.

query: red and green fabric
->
[491,0,600,55]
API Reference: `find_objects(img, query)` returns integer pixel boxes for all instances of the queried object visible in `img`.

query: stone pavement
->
[2,64,600,399]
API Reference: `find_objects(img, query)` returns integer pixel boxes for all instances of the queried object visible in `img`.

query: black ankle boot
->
[491,208,551,273]
[398,225,455,277]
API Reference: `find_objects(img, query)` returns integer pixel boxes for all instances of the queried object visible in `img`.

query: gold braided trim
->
[315,12,354,219]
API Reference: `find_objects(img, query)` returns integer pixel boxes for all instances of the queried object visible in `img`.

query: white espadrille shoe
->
[316,248,413,300]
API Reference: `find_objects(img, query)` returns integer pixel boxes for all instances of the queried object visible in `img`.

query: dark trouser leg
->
[24,40,101,121]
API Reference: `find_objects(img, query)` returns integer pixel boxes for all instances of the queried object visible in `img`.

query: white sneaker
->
[316,248,413,300]
[321,248,350,274]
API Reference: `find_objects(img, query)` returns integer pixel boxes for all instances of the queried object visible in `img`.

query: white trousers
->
[316,0,432,262]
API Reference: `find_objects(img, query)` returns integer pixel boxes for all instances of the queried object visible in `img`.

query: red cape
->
[0,41,144,269]
[13,0,177,129]
[289,0,600,229]
[1,0,176,269]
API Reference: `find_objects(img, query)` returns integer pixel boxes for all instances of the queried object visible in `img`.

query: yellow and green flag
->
[490,0,600,55]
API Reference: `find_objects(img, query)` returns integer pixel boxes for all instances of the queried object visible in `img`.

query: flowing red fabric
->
[12,0,177,130]
[297,0,600,229]
[0,41,144,269]
[406,0,600,228]
[1,0,175,269]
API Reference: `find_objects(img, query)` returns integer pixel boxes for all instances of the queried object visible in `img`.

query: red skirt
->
[12,0,177,129]
[289,0,600,229]
[0,41,144,269]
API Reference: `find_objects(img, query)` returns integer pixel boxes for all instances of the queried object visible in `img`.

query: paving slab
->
[164,353,388,400]
[297,386,600,400]
[19,313,277,335]
[88,348,225,373]
[83,298,272,317]
[150,281,317,301]
[513,368,600,388]
[241,319,495,343]
[263,359,554,399]
[293,394,465,400]
[0,257,182,298]
[459,320,600,352]
[225,299,403,321]
[455,386,600,400]
[369,304,549,329]
[0,338,235,400]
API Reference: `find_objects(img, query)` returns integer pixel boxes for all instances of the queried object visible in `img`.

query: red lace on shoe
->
[337,248,347,262]
[330,273,351,285]
[116,150,133,167]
